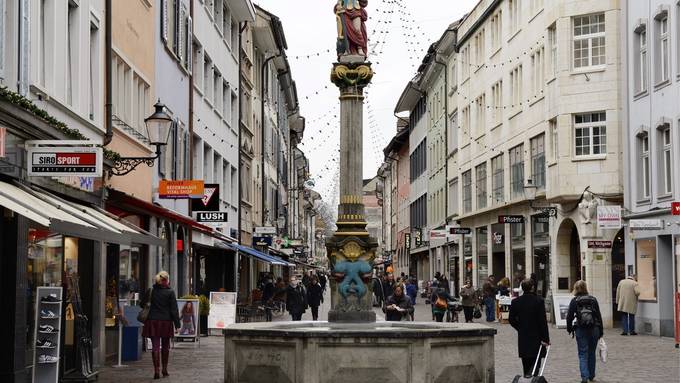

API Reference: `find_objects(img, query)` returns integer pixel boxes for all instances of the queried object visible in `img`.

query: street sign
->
[27,146,102,177]
[196,211,228,223]
[672,202,680,216]
[597,206,622,230]
[587,240,612,249]
[253,236,273,247]
[255,226,277,235]
[192,184,219,211]
[159,180,204,199]
[629,219,663,230]
[498,215,524,224]
[449,227,472,235]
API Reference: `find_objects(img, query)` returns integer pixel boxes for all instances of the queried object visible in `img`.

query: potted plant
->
[199,295,210,336]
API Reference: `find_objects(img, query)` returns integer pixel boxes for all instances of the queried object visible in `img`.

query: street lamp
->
[110,100,173,176]
[524,178,556,217]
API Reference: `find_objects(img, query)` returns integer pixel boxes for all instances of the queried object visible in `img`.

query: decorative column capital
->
[331,61,374,89]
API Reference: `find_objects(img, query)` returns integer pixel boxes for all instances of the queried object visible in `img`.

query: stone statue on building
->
[334,0,369,59]
[578,190,600,224]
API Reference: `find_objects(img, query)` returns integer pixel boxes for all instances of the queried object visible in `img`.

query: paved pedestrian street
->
[98,299,679,383]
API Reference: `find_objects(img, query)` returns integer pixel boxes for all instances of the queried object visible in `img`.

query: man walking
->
[482,275,497,322]
[286,276,307,321]
[616,274,640,335]
[509,279,550,378]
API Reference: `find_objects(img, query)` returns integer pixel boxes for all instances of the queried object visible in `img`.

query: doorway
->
[611,229,625,323]
[177,227,185,296]
[556,219,581,292]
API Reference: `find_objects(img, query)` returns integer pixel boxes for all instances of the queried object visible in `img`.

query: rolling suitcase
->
[511,344,550,383]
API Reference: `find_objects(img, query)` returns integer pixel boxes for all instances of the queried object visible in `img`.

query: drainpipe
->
[103,0,113,146]
[187,0,194,293]
[238,21,247,245]
[261,54,280,226]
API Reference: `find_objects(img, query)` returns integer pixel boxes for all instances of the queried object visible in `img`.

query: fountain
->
[223,2,496,382]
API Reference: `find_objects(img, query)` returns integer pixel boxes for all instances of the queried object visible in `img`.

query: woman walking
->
[306,276,324,321]
[459,279,476,323]
[141,271,180,379]
[566,280,604,383]
[430,282,455,322]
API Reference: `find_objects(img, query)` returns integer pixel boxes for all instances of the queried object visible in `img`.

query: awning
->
[227,243,295,267]
[0,180,163,246]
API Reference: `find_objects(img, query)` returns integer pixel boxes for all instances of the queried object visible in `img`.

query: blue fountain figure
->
[334,260,372,302]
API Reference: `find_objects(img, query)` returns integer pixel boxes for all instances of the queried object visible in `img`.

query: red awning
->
[107,188,214,234]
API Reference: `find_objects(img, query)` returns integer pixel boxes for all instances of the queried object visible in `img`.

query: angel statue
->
[334,0,369,59]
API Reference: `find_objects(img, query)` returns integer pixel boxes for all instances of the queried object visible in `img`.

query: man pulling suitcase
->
[512,344,550,383]
[509,279,551,379]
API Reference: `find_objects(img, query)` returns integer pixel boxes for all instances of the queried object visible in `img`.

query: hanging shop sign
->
[587,240,613,250]
[498,215,524,224]
[597,206,622,230]
[255,226,277,235]
[191,184,219,211]
[159,180,204,199]
[414,229,422,247]
[672,202,680,216]
[27,145,102,177]
[429,229,448,239]
[196,211,228,223]
[0,127,5,158]
[629,219,663,230]
[449,227,472,235]
[404,233,411,249]
[253,236,273,247]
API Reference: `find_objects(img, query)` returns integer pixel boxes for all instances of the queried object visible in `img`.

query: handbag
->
[137,288,153,323]
[434,296,447,310]
[598,338,608,363]
[473,305,482,319]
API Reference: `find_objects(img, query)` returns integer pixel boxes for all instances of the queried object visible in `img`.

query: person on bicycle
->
[430,281,456,322]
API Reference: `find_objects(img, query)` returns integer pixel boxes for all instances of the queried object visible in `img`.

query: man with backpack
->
[566,280,604,383]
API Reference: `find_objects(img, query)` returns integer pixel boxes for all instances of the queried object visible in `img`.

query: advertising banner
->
[208,292,237,329]
[196,211,228,223]
[27,146,102,177]
[191,183,219,211]
[629,219,663,230]
[672,202,680,216]
[159,180,204,199]
[597,206,622,229]
[176,299,199,339]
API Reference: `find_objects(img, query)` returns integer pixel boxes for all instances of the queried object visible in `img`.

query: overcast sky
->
[254,0,478,205]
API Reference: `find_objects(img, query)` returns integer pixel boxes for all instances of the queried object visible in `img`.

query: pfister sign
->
[28,147,102,177]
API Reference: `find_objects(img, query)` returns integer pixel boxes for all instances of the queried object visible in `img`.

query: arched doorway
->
[611,229,625,323]
[177,226,186,296]
[556,219,581,292]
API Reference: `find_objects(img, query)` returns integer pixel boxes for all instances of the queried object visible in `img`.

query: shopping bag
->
[598,338,608,363]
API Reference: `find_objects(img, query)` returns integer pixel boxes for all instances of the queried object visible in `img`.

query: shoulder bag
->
[137,288,153,323]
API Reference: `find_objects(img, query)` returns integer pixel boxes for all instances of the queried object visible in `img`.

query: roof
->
[383,123,409,158]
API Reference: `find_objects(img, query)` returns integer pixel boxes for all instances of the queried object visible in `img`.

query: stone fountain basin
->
[224,321,496,383]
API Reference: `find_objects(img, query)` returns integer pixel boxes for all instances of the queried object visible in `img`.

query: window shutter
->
[161,0,168,43]
[175,1,182,57]
[186,16,193,71]
[172,119,179,180]
[184,130,191,179]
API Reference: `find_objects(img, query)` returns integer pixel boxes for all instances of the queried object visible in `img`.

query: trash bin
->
[122,305,143,361]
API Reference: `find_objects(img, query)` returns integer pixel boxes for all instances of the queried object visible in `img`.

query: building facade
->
[622,0,680,337]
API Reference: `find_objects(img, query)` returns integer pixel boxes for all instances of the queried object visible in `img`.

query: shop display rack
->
[32,287,63,383]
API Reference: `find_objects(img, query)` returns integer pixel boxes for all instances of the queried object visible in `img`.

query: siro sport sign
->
[27,144,102,177]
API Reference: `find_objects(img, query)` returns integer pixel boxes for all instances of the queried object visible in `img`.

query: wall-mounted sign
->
[493,232,504,245]
[159,180,204,199]
[672,202,680,216]
[253,236,273,247]
[587,240,612,249]
[0,127,5,158]
[255,226,277,235]
[191,184,219,211]
[498,215,524,224]
[429,229,448,239]
[629,219,663,230]
[449,227,472,235]
[196,211,228,223]
[27,146,102,177]
[597,206,621,230]
[414,229,422,247]
[404,233,411,249]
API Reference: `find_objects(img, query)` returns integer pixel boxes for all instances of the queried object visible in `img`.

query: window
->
[222,82,230,119]
[509,0,520,35]
[492,155,504,204]
[656,14,670,84]
[89,22,100,120]
[463,170,472,213]
[231,17,239,52]
[231,91,239,129]
[475,94,486,136]
[661,126,672,195]
[476,163,487,209]
[410,139,427,182]
[67,2,79,106]
[492,80,503,125]
[204,55,212,102]
[449,178,459,217]
[531,134,546,190]
[448,112,458,154]
[474,29,485,67]
[132,74,150,136]
[450,59,458,90]
[39,0,48,86]
[550,118,558,160]
[462,46,470,80]
[510,65,523,109]
[548,24,557,77]
[531,47,545,96]
[574,112,607,156]
[214,70,222,113]
[510,144,524,199]
[409,96,426,127]
[573,14,606,69]
[231,165,238,206]
[634,27,648,94]
[490,12,502,50]
[639,133,651,200]
[635,239,657,301]
[410,194,427,229]
[462,106,471,142]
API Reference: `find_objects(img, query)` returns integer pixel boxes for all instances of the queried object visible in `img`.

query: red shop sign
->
[671,202,680,216]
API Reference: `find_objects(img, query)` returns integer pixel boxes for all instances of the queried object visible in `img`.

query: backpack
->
[434,295,447,310]
[575,295,598,328]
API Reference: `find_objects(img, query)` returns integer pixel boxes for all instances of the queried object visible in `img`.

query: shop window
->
[532,215,550,298]
[477,226,489,283]
[635,239,657,301]
[119,245,142,301]
[511,221,526,287]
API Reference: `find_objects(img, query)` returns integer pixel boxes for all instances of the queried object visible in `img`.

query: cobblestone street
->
[98,298,679,383]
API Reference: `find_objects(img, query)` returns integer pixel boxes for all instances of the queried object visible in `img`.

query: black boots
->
[152,351,161,379]
[161,349,170,377]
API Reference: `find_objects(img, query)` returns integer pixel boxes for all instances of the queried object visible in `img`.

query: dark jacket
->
[307,283,324,307]
[262,281,275,302]
[497,285,510,297]
[566,294,603,337]
[382,280,395,301]
[145,284,180,328]
[509,292,550,358]
[459,286,476,307]
[384,293,414,321]
[286,284,308,315]
[482,280,496,298]
[430,288,455,313]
